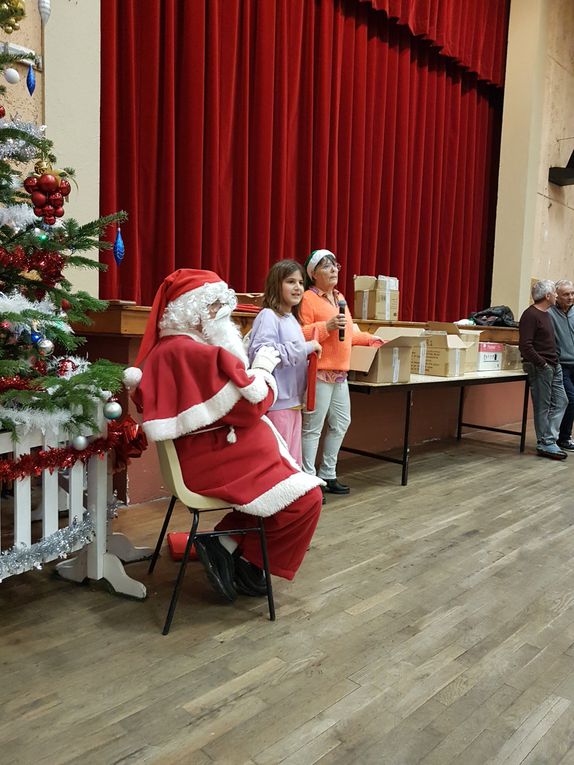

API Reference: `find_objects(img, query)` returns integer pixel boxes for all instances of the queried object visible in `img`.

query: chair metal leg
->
[148,495,177,574]
[257,518,275,621]
[162,509,199,635]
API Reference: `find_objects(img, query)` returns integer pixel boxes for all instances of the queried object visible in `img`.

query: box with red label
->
[477,342,504,371]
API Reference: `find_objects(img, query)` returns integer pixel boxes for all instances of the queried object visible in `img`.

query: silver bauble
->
[72,435,88,451]
[103,401,123,420]
[37,338,54,356]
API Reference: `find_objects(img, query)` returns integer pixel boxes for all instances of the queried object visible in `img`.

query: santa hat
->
[304,249,336,279]
[123,268,225,389]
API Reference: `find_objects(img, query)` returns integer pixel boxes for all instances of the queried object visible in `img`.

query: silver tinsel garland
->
[0,119,46,161]
[0,514,95,581]
[107,491,121,520]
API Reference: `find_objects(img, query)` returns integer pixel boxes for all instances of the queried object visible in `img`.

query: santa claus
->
[125,268,324,601]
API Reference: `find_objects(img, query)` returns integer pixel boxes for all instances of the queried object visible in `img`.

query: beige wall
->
[491,0,574,316]
[2,0,100,297]
[1,7,42,123]
[44,0,100,296]
[533,0,574,284]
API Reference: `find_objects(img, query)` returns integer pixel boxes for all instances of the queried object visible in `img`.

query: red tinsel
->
[28,250,65,287]
[0,246,65,287]
[0,375,36,392]
[0,415,148,482]
[0,245,26,271]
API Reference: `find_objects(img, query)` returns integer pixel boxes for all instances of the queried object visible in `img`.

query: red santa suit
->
[129,269,323,581]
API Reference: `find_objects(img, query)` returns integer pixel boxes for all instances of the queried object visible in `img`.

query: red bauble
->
[43,205,55,216]
[48,192,63,207]
[0,106,5,118]
[58,179,71,197]
[43,216,56,225]
[54,208,65,218]
[33,206,44,217]
[38,174,59,193]
[24,176,39,193]
[30,191,47,207]
[61,299,72,311]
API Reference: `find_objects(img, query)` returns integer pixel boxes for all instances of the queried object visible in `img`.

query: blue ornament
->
[30,330,42,344]
[113,226,124,265]
[26,64,36,96]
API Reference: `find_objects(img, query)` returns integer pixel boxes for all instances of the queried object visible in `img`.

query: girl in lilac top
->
[248,260,321,464]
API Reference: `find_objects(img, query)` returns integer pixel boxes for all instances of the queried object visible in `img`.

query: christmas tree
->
[0,8,125,439]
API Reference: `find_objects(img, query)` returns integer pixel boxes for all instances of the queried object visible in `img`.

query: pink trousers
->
[267,408,303,466]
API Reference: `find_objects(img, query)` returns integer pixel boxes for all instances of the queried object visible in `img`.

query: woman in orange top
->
[299,249,383,495]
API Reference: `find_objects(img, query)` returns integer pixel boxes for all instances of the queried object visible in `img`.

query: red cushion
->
[166,531,205,561]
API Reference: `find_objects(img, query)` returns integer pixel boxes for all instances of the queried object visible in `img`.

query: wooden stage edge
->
[79,301,520,344]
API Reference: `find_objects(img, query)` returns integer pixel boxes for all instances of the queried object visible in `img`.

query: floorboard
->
[2,429,574,764]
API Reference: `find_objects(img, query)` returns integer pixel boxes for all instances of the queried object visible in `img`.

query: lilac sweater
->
[248,309,314,411]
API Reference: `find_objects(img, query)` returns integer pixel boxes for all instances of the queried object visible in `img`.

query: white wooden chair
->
[148,439,275,634]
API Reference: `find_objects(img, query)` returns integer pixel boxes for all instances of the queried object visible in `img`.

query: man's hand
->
[251,346,280,374]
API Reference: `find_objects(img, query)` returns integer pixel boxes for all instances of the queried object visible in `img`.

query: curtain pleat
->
[359,0,510,86]
[100,0,507,321]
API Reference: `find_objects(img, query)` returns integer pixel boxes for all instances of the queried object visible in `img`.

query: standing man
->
[519,279,569,459]
[549,279,574,450]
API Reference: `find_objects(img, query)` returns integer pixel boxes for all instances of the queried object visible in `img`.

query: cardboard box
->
[458,329,483,372]
[426,322,482,373]
[354,274,400,292]
[377,275,400,291]
[349,328,424,384]
[477,341,503,371]
[411,332,468,377]
[501,344,522,370]
[354,289,399,320]
[354,275,378,291]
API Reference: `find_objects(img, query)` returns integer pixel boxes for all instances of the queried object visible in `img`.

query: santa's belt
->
[190,424,237,444]
[190,425,225,435]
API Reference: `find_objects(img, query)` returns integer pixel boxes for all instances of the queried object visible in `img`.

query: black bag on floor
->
[468,305,518,328]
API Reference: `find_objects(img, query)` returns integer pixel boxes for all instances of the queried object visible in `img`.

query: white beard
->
[202,315,249,368]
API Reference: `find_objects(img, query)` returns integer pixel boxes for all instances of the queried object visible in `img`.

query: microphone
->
[338,299,346,342]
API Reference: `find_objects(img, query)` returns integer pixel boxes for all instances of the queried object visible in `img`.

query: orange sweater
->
[299,289,377,371]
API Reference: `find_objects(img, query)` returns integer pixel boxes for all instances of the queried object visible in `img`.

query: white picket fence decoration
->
[0,412,149,598]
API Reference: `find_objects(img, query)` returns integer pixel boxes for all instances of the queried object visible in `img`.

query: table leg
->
[402,390,413,486]
[520,378,530,452]
[457,386,465,440]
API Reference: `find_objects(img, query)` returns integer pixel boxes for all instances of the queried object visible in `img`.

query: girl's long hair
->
[263,260,305,319]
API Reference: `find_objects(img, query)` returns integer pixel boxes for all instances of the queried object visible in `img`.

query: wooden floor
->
[3,431,574,764]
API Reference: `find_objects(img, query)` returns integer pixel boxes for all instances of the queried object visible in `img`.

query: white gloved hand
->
[251,346,280,374]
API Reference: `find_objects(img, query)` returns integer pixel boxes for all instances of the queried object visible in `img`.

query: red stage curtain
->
[100,0,506,322]
[358,0,509,86]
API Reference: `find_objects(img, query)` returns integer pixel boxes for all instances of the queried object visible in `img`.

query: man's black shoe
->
[194,537,237,602]
[558,439,574,451]
[324,479,350,495]
[234,556,268,597]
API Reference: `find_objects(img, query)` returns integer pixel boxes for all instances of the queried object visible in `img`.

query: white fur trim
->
[143,380,241,441]
[123,366,142,389]
[234,471,323,517]
[242,369,278,405]
[142,372,277,442]
[232,416,324,516]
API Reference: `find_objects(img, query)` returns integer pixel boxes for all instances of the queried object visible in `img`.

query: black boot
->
[324,479,350,495]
